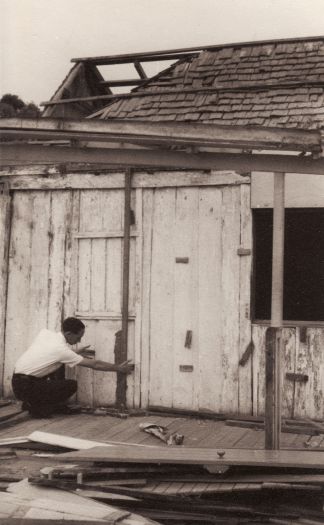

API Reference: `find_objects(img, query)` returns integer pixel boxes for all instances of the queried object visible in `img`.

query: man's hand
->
[116,360,134,374]
[76,345,94,356]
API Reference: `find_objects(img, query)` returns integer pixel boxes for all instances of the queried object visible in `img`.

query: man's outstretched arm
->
[78,358,134,374]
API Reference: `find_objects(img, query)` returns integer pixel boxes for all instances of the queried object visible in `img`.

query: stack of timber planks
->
[0,400,29,430]
[27,444,324,524]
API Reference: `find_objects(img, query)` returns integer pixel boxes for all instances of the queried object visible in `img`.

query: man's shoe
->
[21,401,31,412]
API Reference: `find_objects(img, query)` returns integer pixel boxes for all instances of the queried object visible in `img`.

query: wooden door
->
[146,185,252,413]
[69,189,140,407]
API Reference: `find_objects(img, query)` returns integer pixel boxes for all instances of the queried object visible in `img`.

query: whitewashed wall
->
[1,170,323,416]
[0,171,262,415]
[252,325,324,419]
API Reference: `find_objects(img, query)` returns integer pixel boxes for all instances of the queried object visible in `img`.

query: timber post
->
[0,183,11,396]
[265,172,285,450]
[116,168,133,409]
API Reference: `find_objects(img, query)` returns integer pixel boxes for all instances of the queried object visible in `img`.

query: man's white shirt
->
[14,329,83,377]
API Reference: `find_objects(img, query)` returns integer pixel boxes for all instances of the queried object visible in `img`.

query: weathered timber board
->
[58,445,324,469]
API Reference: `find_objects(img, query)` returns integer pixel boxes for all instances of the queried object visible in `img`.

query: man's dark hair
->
[62,317,85,334]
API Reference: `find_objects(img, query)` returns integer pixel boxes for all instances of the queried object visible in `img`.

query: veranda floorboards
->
[183,421,222,445]
[194,423,236,448]
[233,428,264,449]
[111,417,179,446]
[0,412,317,451]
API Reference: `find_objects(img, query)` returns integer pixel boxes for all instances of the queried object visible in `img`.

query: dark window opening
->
[253,208,324,322]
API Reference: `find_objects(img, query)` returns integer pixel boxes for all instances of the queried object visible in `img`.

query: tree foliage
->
[0,93,41,118]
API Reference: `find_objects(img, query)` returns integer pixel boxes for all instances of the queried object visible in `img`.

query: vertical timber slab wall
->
[1,170,251,412]
[3,190,73,395]
[252,325,324,419]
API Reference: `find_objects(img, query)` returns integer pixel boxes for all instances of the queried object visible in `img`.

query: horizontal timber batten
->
[40,81,324,106]
[74,231,138,238]
[1,144,324,175]
[1,118,319,152]
[75,312,136,320]
[253,320,324,328]
[0,171,249,189]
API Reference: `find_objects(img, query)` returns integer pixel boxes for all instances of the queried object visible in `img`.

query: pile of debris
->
[2,402,324,524]
[18,435,324,524]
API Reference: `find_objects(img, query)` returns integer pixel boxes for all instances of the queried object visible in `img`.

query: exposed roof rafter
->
[2,143,324,175]
[71,35,324,65]
[0,118,321,153]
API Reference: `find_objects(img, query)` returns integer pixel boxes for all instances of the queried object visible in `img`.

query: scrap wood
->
[44,464,192,479]
[0,399,13,408]
[0,404,24,422]
[276,504,324,522]
[93,407,128,418]
[140,481,263,495]
[139,422,184,445]
[28,477,290,519]
[0,436,29,447]
[0,447,16,458]
[55,444,324,469]
[147,405,226,420]
[85,479,148,487]
[304,435,324,449]
[6,479,159,524]
[0,516,129,525]
[11,441,72,453]
[131,508,243,524]
[225,419,320,435]
[27,430,158,450]
[197,473,324,484]
[0,404,29,430]
[27,430,112,450]
[302,418,324,434]
[88,498,300,524]
[0,412,30,430]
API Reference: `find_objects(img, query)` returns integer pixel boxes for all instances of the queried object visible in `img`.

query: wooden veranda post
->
[0,183,11,396]
[265,172,285,450]
[116,168,133,409]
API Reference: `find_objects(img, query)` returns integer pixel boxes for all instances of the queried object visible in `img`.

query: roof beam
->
[40,81,324,107]
[72,52,198,66]
[1,144,324,175]
[0,118,321,152]
[100,79,148,87]
[71,36,324,65]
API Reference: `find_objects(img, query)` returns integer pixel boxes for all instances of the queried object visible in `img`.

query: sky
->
[1,0,324,106]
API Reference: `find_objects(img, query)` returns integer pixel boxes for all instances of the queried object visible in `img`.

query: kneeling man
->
[12,317,133,418]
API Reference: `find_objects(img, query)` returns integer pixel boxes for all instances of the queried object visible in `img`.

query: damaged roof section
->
[42,62,112,119]
[43,36,324,129]
[97,38,324,128]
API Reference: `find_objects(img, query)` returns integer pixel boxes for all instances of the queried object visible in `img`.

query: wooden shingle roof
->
[97,38,324,129]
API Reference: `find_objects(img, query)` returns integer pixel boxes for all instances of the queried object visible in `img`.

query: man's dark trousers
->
[12,372,77,417]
